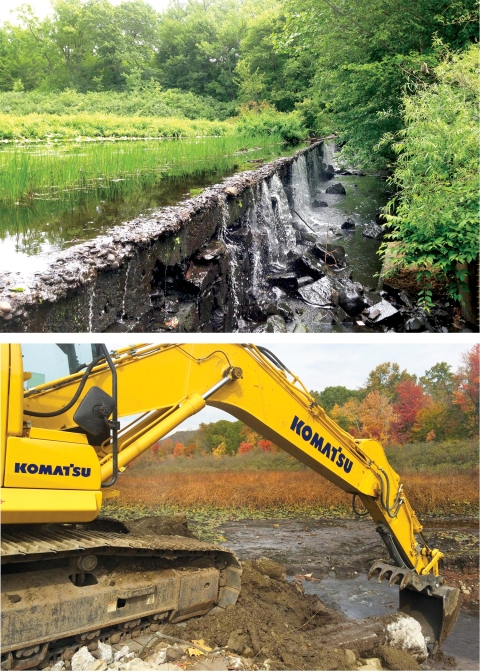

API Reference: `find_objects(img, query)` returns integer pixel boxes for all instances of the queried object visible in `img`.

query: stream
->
[217,517,479,670]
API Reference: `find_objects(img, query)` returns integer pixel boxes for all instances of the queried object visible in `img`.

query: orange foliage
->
[114,469,478,515]
[173,442,185,457]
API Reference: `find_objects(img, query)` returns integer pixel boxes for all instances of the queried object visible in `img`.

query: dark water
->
[219,517,479,670]
[0,141,303,274]
[310,174,390,289]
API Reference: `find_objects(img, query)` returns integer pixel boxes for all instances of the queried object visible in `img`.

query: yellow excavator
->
[1,343,460,670]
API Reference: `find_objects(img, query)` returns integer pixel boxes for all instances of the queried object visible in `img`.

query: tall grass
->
[0,113,232,141]
[113,469,479,517]
[0,135,285,204]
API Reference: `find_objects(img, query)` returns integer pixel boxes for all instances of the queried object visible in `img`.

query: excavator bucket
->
[398,584,461,648]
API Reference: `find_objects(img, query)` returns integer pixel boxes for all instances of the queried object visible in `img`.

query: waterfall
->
[291,154,311,213]
[120,258,131,322]
[219,196,241,314]
[87,282,96,332]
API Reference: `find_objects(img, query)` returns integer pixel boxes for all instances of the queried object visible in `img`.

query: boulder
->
[298,276,339,306]
[325,183,346,195]
[297,276,314,289]
[71,648,96,672]
[294,252,328,280]
[384,614,427,662]
[276,301,294,320]
[366,299,399,325]
[362,222,384,240]
[266,272,298,292]
[253,557,287,580]
[341,219,356,230]
[312,199,329,208]
[266,315,287,332]
[338,286,367,317]
[321,163,335,179]
[405,315,426,331]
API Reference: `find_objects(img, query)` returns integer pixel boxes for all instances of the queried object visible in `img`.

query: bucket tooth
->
[378,567,393,583]
[367,562,384,580]
[388,570,404,587]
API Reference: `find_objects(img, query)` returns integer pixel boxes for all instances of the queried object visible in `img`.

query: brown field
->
[114,469,479,516]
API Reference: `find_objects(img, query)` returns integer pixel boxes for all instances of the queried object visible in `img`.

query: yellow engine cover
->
[4,434,101,490]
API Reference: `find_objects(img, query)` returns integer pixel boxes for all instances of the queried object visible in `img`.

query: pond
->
[0,136,303,273]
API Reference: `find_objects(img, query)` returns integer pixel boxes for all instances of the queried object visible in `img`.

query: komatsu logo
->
[14,463,91,477]
[290,416,353,474]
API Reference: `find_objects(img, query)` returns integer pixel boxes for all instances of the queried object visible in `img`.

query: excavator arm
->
[1,343,460,656]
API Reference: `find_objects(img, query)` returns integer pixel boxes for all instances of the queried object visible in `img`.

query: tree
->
[364,362,414,401]
[382,45,479,319]
[311,385,362,413]
[358,391,398,444]
[453,344,479,432]
[391,379,430,443]
[420,362,455,403]
[212,440,227,457]
[173,442,185,457]
[330,398,362,436]
[279,0,477,166]
[238,441,253,454]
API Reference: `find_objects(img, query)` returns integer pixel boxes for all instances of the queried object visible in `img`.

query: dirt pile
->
[161,558,422,671]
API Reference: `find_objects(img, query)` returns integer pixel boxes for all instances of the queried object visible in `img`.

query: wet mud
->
[216,517,479,670]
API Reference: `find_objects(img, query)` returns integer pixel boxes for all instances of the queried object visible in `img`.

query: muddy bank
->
[42,514,478,671]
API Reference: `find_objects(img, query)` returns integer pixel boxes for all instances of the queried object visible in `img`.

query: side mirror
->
[74,386,115,436]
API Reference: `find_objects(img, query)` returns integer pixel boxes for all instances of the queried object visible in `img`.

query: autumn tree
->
[453,344,479,435]
[173,442,185,457]
[358,391,398,444]
[330,398,362,436]
[391,379,430,444]
[212,441,227,458]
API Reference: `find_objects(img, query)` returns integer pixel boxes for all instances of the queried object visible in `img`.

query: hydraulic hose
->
[24,355,105,417]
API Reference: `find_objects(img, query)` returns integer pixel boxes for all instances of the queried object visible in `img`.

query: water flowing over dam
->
[1,140,452,333]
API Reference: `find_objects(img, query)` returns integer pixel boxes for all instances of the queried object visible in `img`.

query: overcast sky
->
[166,341,472,430]
[0,0,170,23]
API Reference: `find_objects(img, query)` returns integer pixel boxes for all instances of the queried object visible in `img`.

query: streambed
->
[217,517,479,670]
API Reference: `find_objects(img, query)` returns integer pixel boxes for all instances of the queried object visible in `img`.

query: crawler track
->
[1,526,241,670]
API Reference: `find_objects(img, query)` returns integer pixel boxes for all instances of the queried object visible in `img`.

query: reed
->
[0,134,284,204]
[114,469,479,518]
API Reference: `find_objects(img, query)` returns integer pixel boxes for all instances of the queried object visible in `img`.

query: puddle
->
[219,517,479,669]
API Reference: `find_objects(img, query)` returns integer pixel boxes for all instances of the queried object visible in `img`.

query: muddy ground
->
[47,515,479,672]
[166,515,479,670]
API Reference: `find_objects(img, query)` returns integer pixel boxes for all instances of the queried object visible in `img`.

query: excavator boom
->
[1,343,460,668]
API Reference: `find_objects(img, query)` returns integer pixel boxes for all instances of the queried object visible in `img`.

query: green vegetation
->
[385,440,479,475]
[0,0,477,314]
[0,86,234,120]
[0,134,285,203]
[382,46,479,318]
[0,112,232,141]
